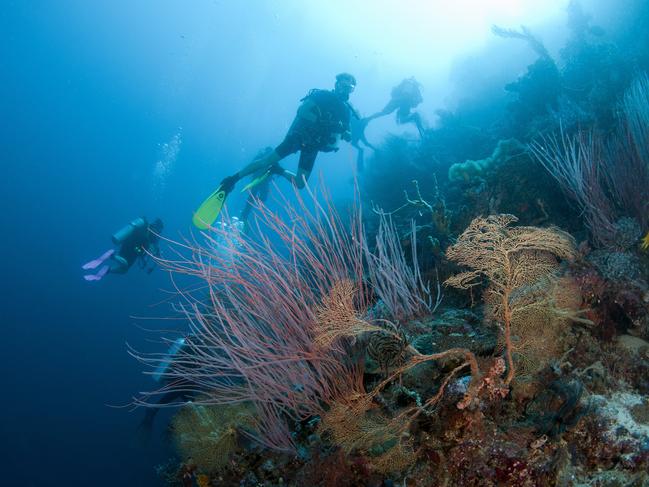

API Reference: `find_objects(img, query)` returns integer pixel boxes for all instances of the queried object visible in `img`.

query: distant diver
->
[192,73,359,229]
[365,77,425,137]
[137,336,194,441]
[137,334,243,441]
[82,217,163,281]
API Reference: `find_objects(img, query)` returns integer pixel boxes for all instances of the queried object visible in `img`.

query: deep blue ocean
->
[2,1,646,485]
[1,3,381,484]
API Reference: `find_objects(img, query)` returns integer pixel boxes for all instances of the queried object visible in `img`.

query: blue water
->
[1,3,369,484]
[2,1,646,485]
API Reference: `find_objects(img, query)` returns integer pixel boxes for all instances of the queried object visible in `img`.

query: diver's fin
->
[192,186,228,229]
[240,170,272,193]
[82,249,115,270]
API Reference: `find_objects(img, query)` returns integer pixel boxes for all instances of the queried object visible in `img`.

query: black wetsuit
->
[112,223,159,273]
[275,89,354,174]
[119,224,150,267]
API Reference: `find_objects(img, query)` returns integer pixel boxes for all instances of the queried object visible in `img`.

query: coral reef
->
[444,214,580,383]
[148,4,649,485]
[153,205,649,486]
[171,403,255,475]
[447,139,525,184]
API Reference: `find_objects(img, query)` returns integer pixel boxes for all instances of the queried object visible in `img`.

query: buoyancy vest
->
[300,89,353,135]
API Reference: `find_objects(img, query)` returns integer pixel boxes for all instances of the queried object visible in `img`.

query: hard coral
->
[642,231,649,251]
[447,138,526,183]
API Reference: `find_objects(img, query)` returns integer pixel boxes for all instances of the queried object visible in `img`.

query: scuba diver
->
[137,336,194,440]
[192,73,359,229]
[365,77,425,137]
[136,334,243,441]
[82,217,163,281]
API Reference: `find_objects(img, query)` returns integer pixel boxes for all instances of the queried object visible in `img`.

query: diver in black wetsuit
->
[219,73,359,192]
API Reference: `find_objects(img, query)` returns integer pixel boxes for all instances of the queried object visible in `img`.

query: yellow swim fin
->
[240,170,272,193]
[192,186,228,229]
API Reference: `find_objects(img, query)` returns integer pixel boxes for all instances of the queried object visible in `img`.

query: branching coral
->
[313,279,383,350]
[318,336,484,470]
[445,214,578,384]
[530,73,649,248]
[492,25,550,59]
[314,279,485,472]
[135,182,440,453]
[448,139,528,186]
[374,179,450,238]
[171,402,255,474]
[364,207,439,322]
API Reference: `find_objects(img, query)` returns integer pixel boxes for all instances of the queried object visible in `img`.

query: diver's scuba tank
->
[112,217,147,245]
[152,337,187,382]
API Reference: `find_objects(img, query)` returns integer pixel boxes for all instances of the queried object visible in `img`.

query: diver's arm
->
[366,99,399,121]
[360,132,376,150]
[150,242,161,258]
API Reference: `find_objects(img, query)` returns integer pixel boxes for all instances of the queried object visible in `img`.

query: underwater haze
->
[2,1,649,485]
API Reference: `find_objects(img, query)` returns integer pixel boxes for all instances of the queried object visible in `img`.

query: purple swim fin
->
[83,265,110,281]
[82,249,115,270]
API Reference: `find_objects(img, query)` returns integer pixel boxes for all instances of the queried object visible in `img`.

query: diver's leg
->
[242,182,271,233]
[240,193,255,223]
[109,254,129,274]
[137,389,193,442]
[221,150,282,192]
[360,132,376,151]
[401,111,425,136]
[291,150,317,189]
[412,112,425,137]
[82,249,115,270]
[236,127,303,188]
[396,106,410,125]
[239,150,281,179]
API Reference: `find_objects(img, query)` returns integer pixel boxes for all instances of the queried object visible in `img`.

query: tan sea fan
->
[313,279,383,349]
[171,402,256,474]
[445,214,577,383]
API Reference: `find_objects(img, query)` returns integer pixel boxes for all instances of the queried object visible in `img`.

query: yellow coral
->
[318,397,416,473]
[641,231,649,251]
[171,402,255,474]
[196,474,210,487]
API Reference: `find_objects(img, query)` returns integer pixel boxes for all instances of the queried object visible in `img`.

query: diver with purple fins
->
[82,217,164,281]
